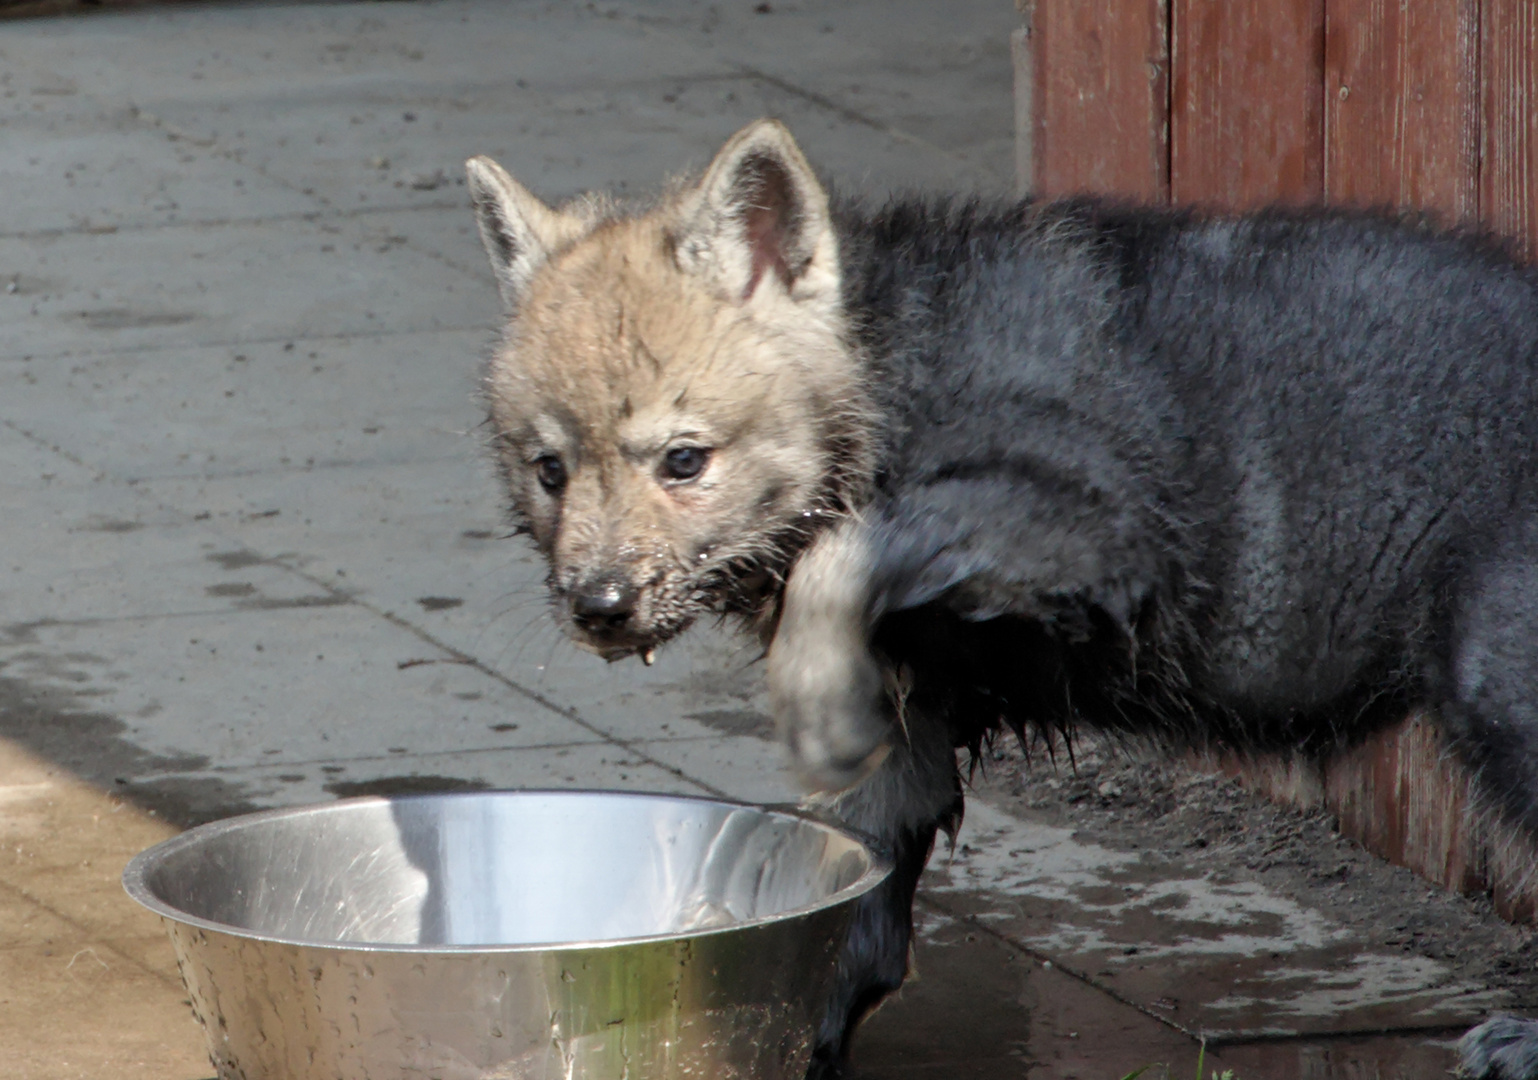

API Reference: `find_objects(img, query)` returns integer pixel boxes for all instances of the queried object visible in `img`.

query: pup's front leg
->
[769,520,892,791]
[803,702,962,1078]
[771,519,965,1075]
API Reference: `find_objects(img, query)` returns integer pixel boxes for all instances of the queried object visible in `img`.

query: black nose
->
[570,578,639,632]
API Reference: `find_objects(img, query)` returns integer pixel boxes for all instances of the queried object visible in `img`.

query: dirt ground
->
[968,732,1538,1013]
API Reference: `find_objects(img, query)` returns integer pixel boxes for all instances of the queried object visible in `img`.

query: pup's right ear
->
[465,156,584,310]
[673,119,839,312]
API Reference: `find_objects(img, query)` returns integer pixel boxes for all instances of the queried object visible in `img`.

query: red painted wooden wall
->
[1019,0,1538,256]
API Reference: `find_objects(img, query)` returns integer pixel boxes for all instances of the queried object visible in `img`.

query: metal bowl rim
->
[121,788,892,954]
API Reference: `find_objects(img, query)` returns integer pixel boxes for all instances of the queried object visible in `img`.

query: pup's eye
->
[534,455,566,494]
[661,446,710,482]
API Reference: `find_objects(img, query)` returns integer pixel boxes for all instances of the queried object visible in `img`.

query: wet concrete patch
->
[850,900,1461,1079]
[685,707,771,737]
[852,902,1209,1079]
[0,667,205,780]
[112,774,262,828]
[928,797,1507,1038]
[865,732,1538,1077]
[324,774,491,798]
[1213,1030,1460,1079]
[0,663,267,827]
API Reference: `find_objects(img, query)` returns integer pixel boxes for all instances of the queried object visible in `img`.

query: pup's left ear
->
[466,155,592,311]
[674,119,840,309]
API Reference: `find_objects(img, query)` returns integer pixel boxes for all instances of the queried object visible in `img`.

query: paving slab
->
[129,459,776,751]
[634,733,798,805]
[0,215,497,359]
[856,900,1460,1079]
[853,903,1223,1080]
[135,71,1007,211]
[0,606,604,768]
[1,0,1014,209]
[0,329,488,480]
[0,110,319,236]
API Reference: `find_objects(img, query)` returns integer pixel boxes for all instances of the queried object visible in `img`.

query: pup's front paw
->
[768,521,890,792]
[769,619,889,792]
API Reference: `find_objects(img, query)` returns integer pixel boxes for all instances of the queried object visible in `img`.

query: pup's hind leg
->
[804,705,962,1078]
[1448,515,1538,1080]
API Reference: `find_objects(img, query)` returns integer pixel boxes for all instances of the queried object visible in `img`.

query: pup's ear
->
[674,119,839,307]
[465,156,587,310]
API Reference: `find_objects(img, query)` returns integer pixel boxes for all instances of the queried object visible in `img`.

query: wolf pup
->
[467,119,1538,1079]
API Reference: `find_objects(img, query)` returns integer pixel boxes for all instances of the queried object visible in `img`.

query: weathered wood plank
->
[1170,0,1325,208]
[1481,0,1538,260]
[1324,0,1479,223]
[1029,0,1168,201]
[1204,713,1538,924]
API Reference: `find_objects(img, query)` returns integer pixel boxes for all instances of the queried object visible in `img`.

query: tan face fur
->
[469,121,873,661]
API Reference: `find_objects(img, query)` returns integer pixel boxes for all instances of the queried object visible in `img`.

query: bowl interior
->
[129,792,878,949]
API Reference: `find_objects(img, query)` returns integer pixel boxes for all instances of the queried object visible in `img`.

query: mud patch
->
[234,594,348,610]
[968,734,1538,1012]
[72,308,196,330]
[206,549,265,571]
[84,518,143,533]
[324,775,491,798]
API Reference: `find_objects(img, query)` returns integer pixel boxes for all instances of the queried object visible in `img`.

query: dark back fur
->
[835,196,1538,794]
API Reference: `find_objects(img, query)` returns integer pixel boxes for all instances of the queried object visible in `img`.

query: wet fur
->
[469,122,1538,1079]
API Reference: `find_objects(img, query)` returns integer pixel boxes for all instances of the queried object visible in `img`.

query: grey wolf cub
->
[467,119,1538,1079]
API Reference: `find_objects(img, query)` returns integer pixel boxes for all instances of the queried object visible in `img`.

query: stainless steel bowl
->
[123,790,889,1080]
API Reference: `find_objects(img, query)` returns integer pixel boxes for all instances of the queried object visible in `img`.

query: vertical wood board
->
[1322,715,1482,898]
[1324,0,1479,222]
[1030,0,1168,201]
[1481,0,1538,260]
[1171,0,1325,207]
